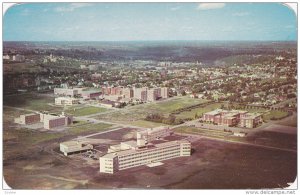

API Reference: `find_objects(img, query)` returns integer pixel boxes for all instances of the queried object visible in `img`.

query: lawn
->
[95,96,210,123]
[263,110,289,121]
[175,102,223,120]
[4,122,113,145]
[125,120,164,128]
[3,93,62,113]
[66,106,108,116]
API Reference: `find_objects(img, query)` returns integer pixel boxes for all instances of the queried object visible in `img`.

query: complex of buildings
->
[101,86,169,102]
[99,127,191,174]
[54,87,101,99]
[15,112,73,130]
[202,109,262,128]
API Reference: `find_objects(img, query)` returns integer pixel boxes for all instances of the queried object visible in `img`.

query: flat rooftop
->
[102,140,189,159]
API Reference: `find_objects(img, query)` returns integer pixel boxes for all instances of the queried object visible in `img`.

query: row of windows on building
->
[118,145,181,160]
[118,148,181,162]
[119,154,181,170]
[119,151,181,166]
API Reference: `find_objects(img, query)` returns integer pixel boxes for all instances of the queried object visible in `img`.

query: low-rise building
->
[60,140,93,156]
[240,113,262,128]
[55,97,79,105]
[54,88,79,97]
[14,113,40,125]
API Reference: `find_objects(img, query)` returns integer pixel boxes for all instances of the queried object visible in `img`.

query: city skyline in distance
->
[3,2,297,42]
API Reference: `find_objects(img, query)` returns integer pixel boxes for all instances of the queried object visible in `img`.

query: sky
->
[3,3,297,41]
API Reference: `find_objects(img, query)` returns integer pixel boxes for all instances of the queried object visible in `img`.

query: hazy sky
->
[3,3,297,41]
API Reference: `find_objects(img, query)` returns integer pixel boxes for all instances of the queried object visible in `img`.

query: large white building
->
[100,139,191,174]
[99,127,190,174]
[137,127,173,143]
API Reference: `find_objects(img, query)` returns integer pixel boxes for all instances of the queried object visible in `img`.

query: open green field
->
[263,110,289,121]
[94,96,209,127]
[65,106,108,116]
[175,102,223,120]
[4,122,112,146]
[3,93,62,113]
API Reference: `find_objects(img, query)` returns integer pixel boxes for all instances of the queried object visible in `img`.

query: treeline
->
[145,113,185,125]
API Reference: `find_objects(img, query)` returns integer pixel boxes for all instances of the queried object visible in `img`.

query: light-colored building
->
[14,113,40,125]
[55,97,79,105]
[12,54,25,62]
[100,139,191,174]
[122,88,133,98]
[3,54,10,60]
[60,140,93,156]
[133,87,148,102]
[54,88,79,97]
[137,127,173,143]
[240,113,262,128]
[161,87,169,99]
[147,88,160,102]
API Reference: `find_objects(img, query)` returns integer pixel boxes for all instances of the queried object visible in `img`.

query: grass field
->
[175,102,223,120]
[3,93,62,113]
[67,123,113,134]
[66,106,108,116]
[263,110,289,121]
[94,96,209,126]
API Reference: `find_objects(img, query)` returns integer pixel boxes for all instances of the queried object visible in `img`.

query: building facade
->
[202,109,262,128]
[100,140,191,174]
[55,97,79,105]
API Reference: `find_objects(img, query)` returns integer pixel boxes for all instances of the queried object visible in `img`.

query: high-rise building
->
[160,87,169,99]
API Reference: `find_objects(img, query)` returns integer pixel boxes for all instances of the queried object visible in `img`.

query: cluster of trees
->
[145,113,184,125]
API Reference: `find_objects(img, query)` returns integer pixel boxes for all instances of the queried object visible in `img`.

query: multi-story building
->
[240,113,263,128]
[123,88,134,98]
[147,88,160,102]
[161,87,169,99]
[137,127,173,143]
[81,90,101,100]
[202,109,262,128]
[54,88,79,97]
[100,139,191,174]
[14,113,40,125]
[12,54,25,62]
[55,97,79,106]
[40,112,73,130]
[134,87,148,102]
